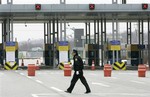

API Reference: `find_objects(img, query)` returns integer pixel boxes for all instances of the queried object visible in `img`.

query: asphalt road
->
[0,70,150,97]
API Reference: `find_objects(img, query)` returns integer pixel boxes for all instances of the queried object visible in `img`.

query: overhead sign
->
[58,41,69,46]
[35,4,41,10]
[142,4,148,9]
[5,42,16,46]
[110,40,120,45]
[89,4,95,10]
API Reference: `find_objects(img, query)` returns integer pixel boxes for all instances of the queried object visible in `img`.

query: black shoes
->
[65,90,91,94]
[65,91,71,93]
[85,90,91,94]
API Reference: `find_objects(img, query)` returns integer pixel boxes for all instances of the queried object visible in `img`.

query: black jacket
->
[73,55,84,71]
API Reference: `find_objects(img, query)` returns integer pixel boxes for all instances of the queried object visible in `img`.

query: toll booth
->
[107,40,121,64]
[126,44,145,66]
[85,44,99,66]
[4,41,18,70]
[56,41,70,64]
[44,44,54,66]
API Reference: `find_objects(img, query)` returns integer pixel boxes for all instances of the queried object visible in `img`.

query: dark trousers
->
[67,71,91,93]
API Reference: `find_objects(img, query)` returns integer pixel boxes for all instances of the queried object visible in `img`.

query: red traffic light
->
[142,4,148,9]
[89,4,95,10]
[35,4,41,10]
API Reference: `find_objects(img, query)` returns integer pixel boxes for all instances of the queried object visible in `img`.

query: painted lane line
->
[26,76,32,79]
[131,80,145,84]
[15,71,18,72]
[90,93,150,96]
[111,77,118,79]
[31,94,38,97]
[32,93,58,97]
[0,73,4,75]
[89,73,97,76]
[36,80,43,84]
[20,73,25,76]
[92,82,110,87]
[51,87,63,92]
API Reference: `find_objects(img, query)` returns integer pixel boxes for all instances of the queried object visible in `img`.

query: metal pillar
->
[148,19,150,67]
[7,0,13,4]
[60,16,66,41]
[60,0,66,4]
[93,19,100,66]
[85,22,91,44]
[122,0,126,4]
[138,20,144,64]
[44,19,59,44]
[112,15,119,63]
[44,18,59,67]
[2,18,13,42]
[127,22,132,44]
[101,18,107,67]
[52,18,59,68]
[112,0,118,4]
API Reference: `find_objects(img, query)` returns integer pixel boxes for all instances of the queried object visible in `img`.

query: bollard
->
[21,58,24,66]
[36,60,40,70]
[91,60,95,70]
[64,64,72,76]
[28,64,36,76]
[138,64,146,77]
[145,64,149,71]
[104,64,112,77]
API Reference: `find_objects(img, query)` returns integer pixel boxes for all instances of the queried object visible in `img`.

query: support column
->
[85,22,91,44]
[127,22,132,44]
[112,14,119,63]
[93,19,100,67]
[44,18,59,67]
[2,18,13,42]
[122,0,126,4]
[112,0,118,4]
[60,16,66,41]
[60,0,66,4]
[7,0,13,4]
[148,19,150,67]
[101,18,106,67]
[138,20,144,64]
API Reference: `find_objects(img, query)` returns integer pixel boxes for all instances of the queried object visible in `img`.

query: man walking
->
[65,49,91,94]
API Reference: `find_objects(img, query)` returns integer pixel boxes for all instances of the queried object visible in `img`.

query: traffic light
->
[35,4,41,10]
[142,4,148,10]
[89,4,95,10]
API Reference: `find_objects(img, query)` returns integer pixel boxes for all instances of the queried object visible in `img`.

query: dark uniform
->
[66,50,91,94]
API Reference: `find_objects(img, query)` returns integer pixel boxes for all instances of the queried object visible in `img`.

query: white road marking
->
[32,93,58,97]
[91,93,150,96]
[0,72,4,74]
[36,80,43,84]
[26,76,32,79]
[131,80,145,84]
[51,87,63,92]
[92,82,110,87]
[111,77,118,79]
[20,73,25,76]
[89,73,98,76]
[0,73,4,76]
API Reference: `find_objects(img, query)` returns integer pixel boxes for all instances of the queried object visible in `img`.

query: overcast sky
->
[0,0,150,42]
